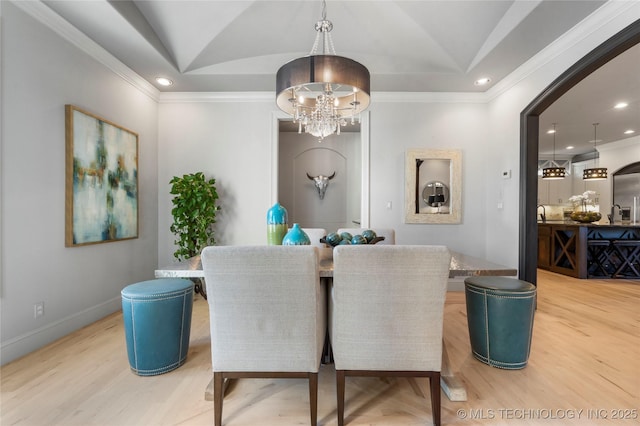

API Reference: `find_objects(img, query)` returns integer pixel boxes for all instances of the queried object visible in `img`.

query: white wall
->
[485,1,640,267]
[598,136,640,210]
[155,1,640,270]
[2,0,639,364]
[157,99,276,264]
[157,96,491,263]
[0,3,159,364]
[279,131,361,231]
[368,98,489,255]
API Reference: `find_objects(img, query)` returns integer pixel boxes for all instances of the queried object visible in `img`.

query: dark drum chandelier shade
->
[583,122,608,181]
[275,0,370,141]
[542,123,566,180]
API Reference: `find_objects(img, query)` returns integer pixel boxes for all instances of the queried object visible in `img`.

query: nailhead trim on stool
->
[121,278,193,376]
[464,276,536,369]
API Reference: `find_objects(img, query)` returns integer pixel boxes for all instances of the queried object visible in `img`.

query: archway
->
[519,20,640,284]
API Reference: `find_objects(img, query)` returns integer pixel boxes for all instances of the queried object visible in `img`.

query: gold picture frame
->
[65,105,139,246]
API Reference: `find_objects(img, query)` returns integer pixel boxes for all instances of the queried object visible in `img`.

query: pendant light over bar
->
[275,0,370,142]
[583,123,608,181]
[542,123,566,180]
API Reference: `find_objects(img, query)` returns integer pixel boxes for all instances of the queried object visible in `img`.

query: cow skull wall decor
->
[306,172,336,200]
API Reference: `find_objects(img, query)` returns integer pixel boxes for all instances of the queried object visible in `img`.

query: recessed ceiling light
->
[565,146,574,150]
[614,102,628,109]
[474,77,491,86]
[624,129,635,134]
[155,77,173,86]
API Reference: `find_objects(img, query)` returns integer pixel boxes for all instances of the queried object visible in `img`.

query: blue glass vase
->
[267,203,288,245]
[282,223,310,245]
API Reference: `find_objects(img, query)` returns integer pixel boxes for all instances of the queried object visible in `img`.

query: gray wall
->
[2,0,638,364]
[1,3,159,364]
[278,131,361,231]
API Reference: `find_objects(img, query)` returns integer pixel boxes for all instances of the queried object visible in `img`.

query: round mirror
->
[422,181,449,207]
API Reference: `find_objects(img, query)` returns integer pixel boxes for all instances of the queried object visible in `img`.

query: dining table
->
[155,248,518,402]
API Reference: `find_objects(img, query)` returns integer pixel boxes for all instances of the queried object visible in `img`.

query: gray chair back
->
[201,245,325,426]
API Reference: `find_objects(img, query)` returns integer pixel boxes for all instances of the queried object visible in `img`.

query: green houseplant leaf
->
[169,172,219,260]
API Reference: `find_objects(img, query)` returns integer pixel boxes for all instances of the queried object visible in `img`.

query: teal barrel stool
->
[121,278,193,376]
[464,276,536,369]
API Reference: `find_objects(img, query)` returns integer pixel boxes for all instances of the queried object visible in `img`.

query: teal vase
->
[282,223,310,245]
[266,203,288,245]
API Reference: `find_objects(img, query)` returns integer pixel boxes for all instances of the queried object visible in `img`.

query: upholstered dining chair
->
[330,245,451,426]
[201,245,326,426]
[336,227,395,245]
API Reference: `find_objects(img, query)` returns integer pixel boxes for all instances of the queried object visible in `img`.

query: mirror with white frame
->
[405,149,462,224]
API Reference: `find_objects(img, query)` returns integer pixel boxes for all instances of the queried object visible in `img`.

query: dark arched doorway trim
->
[519,19,640,285]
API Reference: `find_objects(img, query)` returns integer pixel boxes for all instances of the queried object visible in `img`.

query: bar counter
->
[538,222,640,279]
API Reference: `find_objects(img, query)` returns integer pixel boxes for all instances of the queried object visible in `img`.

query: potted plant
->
[169,172,219,261]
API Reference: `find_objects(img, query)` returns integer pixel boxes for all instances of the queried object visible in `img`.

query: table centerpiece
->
[568,190,602,223]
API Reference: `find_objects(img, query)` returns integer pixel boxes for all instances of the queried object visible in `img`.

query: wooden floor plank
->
[1,270,638,425]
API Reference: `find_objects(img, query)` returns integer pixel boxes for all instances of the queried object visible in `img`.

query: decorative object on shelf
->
[570,211,602,223]
[275,0,370,142]
[422,180,449,214]
[65,105,139,246]
[267,202,289,245]
[282,223,311,245]
[306,171,336,200]
[169,172,220,260]
[569,190,602,223]
[542,123,566,180]
[583,123,608,181]
[320,230,385,248]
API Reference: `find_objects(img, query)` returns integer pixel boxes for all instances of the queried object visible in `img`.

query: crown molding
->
[158,91,488,104]
[485,1,640,102]
[372,91,488,103]
[598,135,640,152]
[13,0,160,102]
[158,92,273,103]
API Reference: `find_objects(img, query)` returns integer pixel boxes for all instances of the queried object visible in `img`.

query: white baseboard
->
[0,297,121,366]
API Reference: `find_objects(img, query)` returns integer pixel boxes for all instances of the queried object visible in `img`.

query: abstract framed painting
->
[65,105,139,246]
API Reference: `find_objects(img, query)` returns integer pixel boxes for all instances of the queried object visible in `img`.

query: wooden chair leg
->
[336,370,346,426]
[309,372,318,426]
[214,372,224,426]
[430,372,441,426]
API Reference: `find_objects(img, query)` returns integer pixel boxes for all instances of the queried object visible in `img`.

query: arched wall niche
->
[519,19,640,285]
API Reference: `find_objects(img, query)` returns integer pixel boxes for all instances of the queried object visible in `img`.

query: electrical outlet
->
[34,302,44,319]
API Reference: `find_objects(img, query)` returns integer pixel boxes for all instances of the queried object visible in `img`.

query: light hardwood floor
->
[2,270,638,425]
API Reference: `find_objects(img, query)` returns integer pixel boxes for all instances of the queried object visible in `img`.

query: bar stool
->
[586,240,613,277]
[121,278,193,376]
[612,240,640,278]
[464,276,536,369]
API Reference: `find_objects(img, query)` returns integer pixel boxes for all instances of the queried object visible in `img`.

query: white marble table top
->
[155,249,517,279]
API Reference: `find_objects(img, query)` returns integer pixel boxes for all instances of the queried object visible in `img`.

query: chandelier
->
[583,123,608,180]
[542,123,566,179]
[276,0,370,141]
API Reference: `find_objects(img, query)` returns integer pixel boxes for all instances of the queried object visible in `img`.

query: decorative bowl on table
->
[570,211,602,223]
[320,230,385,248]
